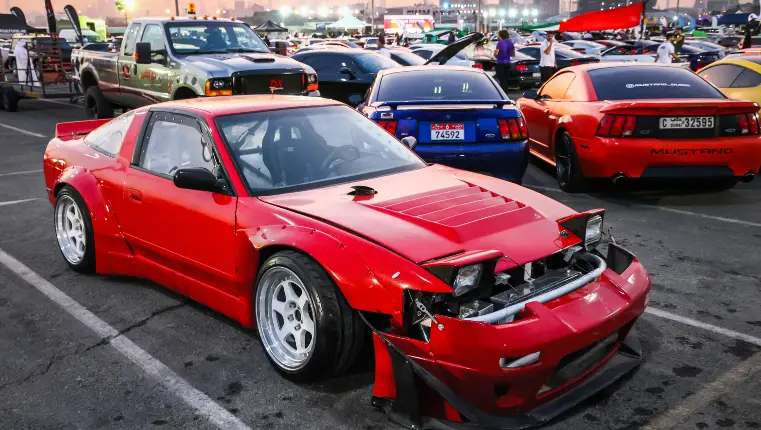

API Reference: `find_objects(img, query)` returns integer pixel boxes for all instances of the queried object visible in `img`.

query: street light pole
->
[477,0,481,32]
[371,0,375,33]
[175,0,179,15]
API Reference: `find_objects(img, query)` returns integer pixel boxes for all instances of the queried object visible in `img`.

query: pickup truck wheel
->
[85,86,114,120]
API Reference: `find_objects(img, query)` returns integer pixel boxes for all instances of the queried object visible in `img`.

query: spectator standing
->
[493,29,515,93]
[539,32,557,84]
[448,31,456,44]
[655,32,678,64]
[377,35,391,57]
[674,27,685,53]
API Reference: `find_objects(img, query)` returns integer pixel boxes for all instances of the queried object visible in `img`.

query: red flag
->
[559,2,644,32]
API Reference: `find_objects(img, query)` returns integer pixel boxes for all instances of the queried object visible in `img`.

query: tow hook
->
[415,299,444,331]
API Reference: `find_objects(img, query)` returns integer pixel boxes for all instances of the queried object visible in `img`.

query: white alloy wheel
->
[55,194,87,265]
[256,266,317,371]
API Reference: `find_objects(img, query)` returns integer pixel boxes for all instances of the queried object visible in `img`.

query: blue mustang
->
[357,65,529,183]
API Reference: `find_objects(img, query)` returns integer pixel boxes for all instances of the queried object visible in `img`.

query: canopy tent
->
[717,13,750,26]
[520,22,560,32]
[326,16,366,30]
[254,20,288,32]
[559,2,644,32]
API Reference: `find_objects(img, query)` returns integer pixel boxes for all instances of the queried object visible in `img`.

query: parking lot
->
[1,98,761,430]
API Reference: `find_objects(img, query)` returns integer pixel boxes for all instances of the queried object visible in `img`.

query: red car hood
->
[260,166,576,264]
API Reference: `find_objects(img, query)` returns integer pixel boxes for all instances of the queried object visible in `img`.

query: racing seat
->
[261,123,330,186]
[205,30,227,51]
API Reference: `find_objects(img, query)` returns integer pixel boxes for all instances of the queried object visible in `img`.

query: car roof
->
[294,49,377,57]
[148,95,342,117]
[134,16,240,23]
[378,65,485,76]
[559,62,691,72]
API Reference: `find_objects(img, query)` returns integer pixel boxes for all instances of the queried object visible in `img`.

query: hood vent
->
[348,185,377,196]
[370,183,524,227]
[243,56,276,63]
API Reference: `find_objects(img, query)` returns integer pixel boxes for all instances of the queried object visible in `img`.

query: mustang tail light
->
[378,120,398,135]
[737,113,760,135]
[597,114,637,137]
[570,61,582,66]
[498,117,528,141]
[515,64,528,72]
[472,63,483,69]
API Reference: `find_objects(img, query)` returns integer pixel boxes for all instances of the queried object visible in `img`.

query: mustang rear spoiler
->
[599,99,759,115]
[55,119,111,138]
[372,100,516,109]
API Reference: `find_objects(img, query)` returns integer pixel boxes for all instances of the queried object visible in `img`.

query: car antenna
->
[269,87,284,98]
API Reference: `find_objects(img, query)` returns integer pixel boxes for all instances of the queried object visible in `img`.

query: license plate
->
[659,116,714,129]
[532,72,540,78]
[431,123,464,140]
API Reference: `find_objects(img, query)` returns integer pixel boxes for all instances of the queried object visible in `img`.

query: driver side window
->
[539,72,575,100]
[138,113,215,178]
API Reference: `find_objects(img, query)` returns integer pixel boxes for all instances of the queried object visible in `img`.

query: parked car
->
[291,49,399,105]
[409,44,475,68]
[561,40,607,56]
[518,45,598,70]
[684,39,727,58]
[698,55,761,108]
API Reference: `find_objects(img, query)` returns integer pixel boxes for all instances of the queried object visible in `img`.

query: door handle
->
[127,188,142,203]
[543,109,550,114]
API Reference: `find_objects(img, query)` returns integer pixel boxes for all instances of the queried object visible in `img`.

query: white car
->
[409,44,475,68]
[598,45,691,68]
[684,39,727,58]
[561,40,607,56]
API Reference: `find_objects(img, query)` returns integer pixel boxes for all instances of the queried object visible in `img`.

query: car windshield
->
[589,67,725,100]
[165,22,269,55]
[377,70,502,101]
[353,53,401,73]
[216,105,425,195]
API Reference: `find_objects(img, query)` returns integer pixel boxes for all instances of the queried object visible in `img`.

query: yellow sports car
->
[698,55,761,108]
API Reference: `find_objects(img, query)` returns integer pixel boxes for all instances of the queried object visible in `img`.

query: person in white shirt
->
[539,32,557,84]
[377,35,391,58]
[655,32,678,64]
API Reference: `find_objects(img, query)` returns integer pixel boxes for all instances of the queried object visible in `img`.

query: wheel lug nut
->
[287,315,294,321]
[294,324,301,330]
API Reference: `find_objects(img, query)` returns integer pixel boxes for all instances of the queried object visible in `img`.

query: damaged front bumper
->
[366,243,650,429]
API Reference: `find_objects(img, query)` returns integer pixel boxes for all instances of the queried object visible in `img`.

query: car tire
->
[54,186,96,273]
[555,131,586,193]
[2,86,19,112]
[84,85,114,120]
[255,250,365,382]
[0,85,5,111]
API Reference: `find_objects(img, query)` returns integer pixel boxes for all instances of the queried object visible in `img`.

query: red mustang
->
[517,63,761,191]
[44,95,650,428]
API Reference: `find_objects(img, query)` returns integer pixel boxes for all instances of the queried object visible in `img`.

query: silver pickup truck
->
[72,17,319,119]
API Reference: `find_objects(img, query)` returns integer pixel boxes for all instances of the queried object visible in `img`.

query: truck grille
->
[232,72,304,95]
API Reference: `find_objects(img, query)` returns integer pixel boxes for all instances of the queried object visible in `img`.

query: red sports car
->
[517,63,761,192]
[43,95,650,428]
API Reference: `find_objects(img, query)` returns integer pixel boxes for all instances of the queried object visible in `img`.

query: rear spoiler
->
[55,119,111,138]
[599,99,759,115]
[371,100,516,109]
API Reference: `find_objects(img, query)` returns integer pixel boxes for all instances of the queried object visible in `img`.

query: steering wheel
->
[321,145,360,171]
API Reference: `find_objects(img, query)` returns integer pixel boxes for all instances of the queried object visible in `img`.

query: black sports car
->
[517,45,598,70]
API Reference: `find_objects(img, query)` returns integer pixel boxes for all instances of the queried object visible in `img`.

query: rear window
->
[588,67,725,100]
[377,70,502,101]
[353,53,400,73]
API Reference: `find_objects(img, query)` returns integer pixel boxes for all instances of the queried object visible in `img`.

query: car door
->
[117,22,144,107]
[119,111,237,297]
[520,72,576,160]
[135,24,171,104]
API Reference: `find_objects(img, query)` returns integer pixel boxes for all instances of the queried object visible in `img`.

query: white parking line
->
[646,307,761,347]
[523,184,761,228]
[643,351,761,430]
[655,206,761,228]
[30,98,83,108]
[0,248,252,430]
[0,169,43,177]
[0,122,46,138]
[0,198,40,207]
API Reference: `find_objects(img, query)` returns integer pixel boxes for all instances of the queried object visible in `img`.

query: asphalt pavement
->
[1,98,761,430]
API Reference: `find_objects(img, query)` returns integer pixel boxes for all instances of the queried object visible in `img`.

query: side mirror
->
[173,168,220,193]
[401,136,417,151]
[522,89,539,99]
[135,42,152,65]
[340,67,356,79]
